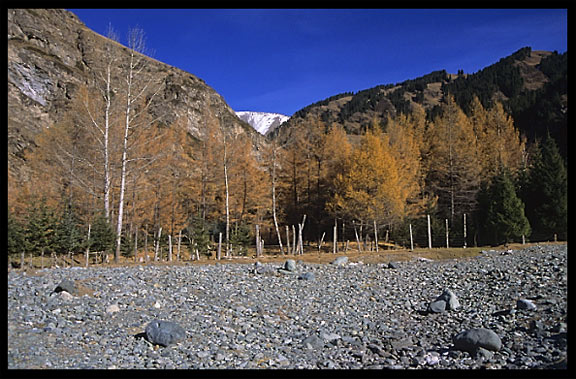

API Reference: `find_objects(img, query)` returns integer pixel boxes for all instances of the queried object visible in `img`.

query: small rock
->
[145,319,186,347]
[387,262,399,269]
[331,256,348,266]
[106,304,120,314]
[53,279,77,295]
[302,334,324,349]
[517,299,537,311]
[428,300,447,313]
[283,259,297,272]
[58,291,75,302]
[453,328,502,352]
[298,272,315,281]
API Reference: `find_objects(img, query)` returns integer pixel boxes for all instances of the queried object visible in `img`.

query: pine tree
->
[24,197,58,258]
[8,212,26,259]
[521,133,567,241]
[54,201,85,256]
[478,167,530,245]
[89,212,115,254]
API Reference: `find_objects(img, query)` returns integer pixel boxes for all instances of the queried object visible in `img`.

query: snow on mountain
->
[236,111,289,135]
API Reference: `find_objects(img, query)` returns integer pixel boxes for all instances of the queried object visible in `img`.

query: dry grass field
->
[10,241,566,272]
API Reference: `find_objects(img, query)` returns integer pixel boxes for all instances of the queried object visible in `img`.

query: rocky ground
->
[7,244,568,370]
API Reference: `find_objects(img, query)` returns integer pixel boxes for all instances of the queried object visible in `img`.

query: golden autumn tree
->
[386,110,430,218]
[424,95,482,224]
[327,127,405,231]
[483,102,527,178]
[468,97,526,181]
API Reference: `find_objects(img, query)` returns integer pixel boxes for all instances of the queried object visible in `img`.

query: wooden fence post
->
[285,225,291,255]
[373,220,379,253]
[463,213,467,248]
[445,219,449,248]
[218,232,222,260]
[427,214,432,249]
[177,230,182,261]
[409,223,414,251]
[85,223,91,268]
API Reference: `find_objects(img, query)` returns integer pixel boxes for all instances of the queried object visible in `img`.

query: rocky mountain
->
[7,9,261,180]
[272,47,567,158]
[235,111,289,135]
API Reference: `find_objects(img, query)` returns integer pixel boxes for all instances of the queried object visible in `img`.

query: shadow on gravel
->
[134,332,147,340]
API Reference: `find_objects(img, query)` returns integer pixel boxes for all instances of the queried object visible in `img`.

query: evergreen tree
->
[24,198,58,257]
[521,133,567,240]
[54,202,85,255]
[8,212,26,258]
[88,212,115,254]
[478,167,530,245]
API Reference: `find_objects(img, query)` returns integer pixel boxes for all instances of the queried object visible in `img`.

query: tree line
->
[7,30,567,265]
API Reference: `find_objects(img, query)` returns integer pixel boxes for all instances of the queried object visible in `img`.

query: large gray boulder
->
[452,328,502,352]
[145,319,186,347]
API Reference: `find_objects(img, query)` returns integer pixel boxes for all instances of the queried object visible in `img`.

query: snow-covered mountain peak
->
[236,111,289,136]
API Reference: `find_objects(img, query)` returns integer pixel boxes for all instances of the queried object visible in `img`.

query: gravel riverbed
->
[7,244,567,369]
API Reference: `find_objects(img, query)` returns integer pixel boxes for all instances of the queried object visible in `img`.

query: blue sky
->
[69,9,568,116]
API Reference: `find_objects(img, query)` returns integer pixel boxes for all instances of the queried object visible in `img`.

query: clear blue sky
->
[68,8,567,116]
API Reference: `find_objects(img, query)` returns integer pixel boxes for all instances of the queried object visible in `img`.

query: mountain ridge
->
[271,47,567,158]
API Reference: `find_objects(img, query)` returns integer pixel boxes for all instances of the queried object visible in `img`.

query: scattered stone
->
[283,259,296,272]
[453,328,502,353]
[7,244,567,369]
[331,256,348,266]
[387,262,399,269]
[517,299,537,311]
[145,320,186,347]
[302,334,324,349]
[106,304,120,314]
[428,299,447,313]
[428,289,460,313]
[298,272,315,281]
[53,279,77,295]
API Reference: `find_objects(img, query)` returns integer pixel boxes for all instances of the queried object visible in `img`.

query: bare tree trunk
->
[333,223,337,254]
[427,214,432,249]
[255,225,261,257]
[463,213,467,248]
[445,219,450,248]
[168,234,173,262]
[354,223,362,253]
[177,230,182,261]
[285,225,291,255]
[223,134,230,258]
[85,223,91,268]
[154,227,162,261]
[409,223,414,251]
[270,143,284,255]
[218,232,222,260]
[319,232,326,253]
[292,225,297,255]
[373,220,378,253]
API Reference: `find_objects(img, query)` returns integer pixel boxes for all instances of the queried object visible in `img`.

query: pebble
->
[7,244,567,369]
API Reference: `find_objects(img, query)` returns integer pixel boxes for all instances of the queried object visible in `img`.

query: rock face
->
[7,9,262,180]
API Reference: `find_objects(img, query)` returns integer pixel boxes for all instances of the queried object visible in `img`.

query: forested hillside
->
[273,47,567,159]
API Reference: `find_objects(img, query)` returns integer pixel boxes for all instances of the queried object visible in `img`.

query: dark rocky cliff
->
[8,9,260,179]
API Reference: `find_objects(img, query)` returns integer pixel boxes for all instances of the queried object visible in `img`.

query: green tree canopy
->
[478,167,530,245]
